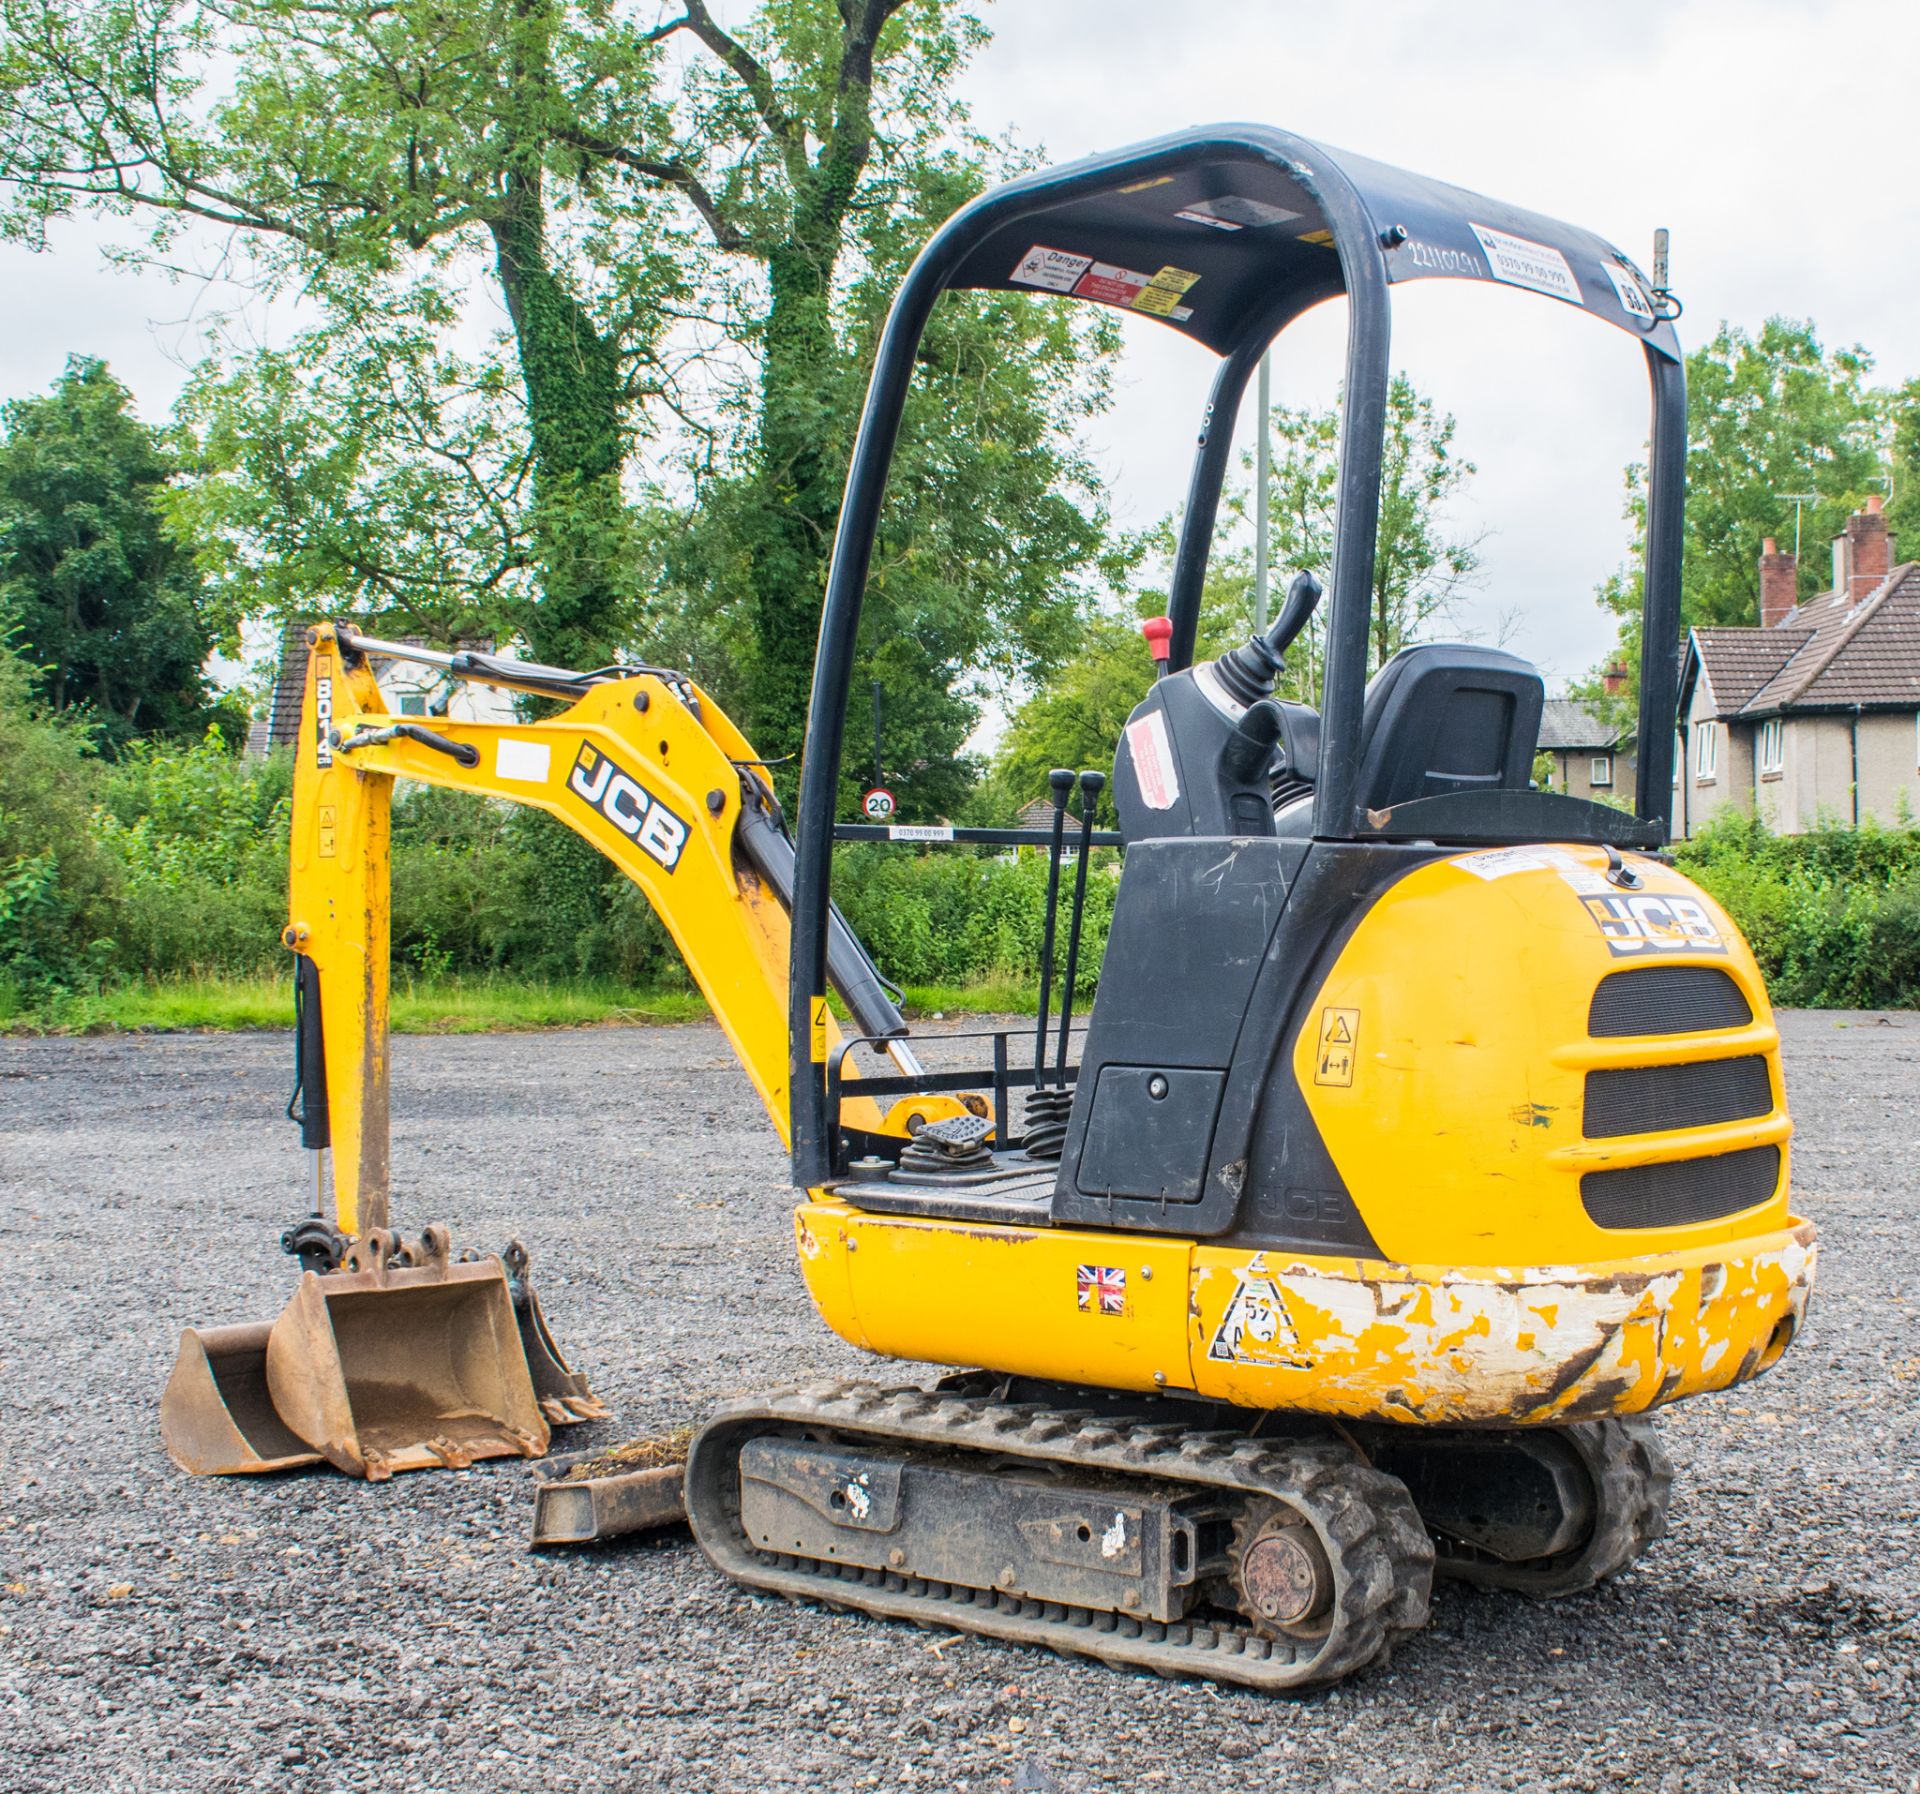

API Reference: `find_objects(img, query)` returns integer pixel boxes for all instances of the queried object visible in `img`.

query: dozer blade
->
[161,1321,325,1476]
[500,1239,610,1427]
[265,1226,550,1481]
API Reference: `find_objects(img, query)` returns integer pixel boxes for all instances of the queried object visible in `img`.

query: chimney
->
[1833,496,1893,605]
[1759,537,1798,627]
[1846,495,1891,600]
[1601,662,1628,696]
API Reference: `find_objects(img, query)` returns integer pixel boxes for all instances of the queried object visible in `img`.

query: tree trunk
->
[488,177,628,669]
[741,81,878,758]
[749,237,846,758]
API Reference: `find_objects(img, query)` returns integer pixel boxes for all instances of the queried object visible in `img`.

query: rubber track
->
[1432,1418,1673,1598]
[685,1380,1434,1691]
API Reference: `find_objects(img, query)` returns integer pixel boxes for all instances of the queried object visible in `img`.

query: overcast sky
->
[4,0,1916,692]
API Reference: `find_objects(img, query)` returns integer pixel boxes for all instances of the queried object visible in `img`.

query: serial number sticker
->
[1010,245,1093,293]
[1468,222,1584,306]
[1175,194,1301,232]
[1313,1007,1359,1087]
[1580,891,1726,957]
[1207,1261,1312,1369]
[1603,258,1656,322]
[888,824,955,842]
[1076,1264,1127,1316]
[495,737,551,784]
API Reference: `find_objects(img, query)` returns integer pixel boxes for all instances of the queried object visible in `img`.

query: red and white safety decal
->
[1125,710,1181,810]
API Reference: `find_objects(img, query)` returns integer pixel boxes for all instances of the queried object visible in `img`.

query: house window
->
[1759,717,1784,778]
[1694,722,1717,781]
[1590,753,1612,788]
[397,691,428,717]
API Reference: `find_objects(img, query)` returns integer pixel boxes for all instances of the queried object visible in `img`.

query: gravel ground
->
[2,1012,1915,1794]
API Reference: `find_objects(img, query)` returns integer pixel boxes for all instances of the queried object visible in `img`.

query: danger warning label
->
[1313,1007,1359,1087]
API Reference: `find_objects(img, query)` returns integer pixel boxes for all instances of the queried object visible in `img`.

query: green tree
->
[992,373,1478,809]
[1585,318,1885,705]
[1,0,1112,772]
[0,357,240,751]
[639,3,1114,770]
[0,0,691,666]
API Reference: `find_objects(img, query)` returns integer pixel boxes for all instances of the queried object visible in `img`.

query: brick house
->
[1673,497,1920,836]
[1538,666,1635,802]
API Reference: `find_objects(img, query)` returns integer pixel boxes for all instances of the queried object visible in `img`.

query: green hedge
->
[1673,812,1920,1009]
[0,659,1113,1015]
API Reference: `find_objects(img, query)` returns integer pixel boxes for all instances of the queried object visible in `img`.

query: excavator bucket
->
[264,1227,550,1481]
[161,1322,324,1476]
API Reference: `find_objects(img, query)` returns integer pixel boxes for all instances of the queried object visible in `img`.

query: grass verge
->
[1,974,710,1036]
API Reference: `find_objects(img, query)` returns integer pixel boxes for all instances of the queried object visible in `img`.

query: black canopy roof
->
[944,125,1679,361]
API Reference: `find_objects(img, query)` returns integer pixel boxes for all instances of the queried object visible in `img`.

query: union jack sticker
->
[1076,1264,1127,1316]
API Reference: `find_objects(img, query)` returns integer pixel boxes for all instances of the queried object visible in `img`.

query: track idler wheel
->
[1232,1498,1337,1640]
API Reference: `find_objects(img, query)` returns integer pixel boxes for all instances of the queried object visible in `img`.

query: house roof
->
[1688,563,1920,720]
[1537,697,1624,751]
[265,619,309,751]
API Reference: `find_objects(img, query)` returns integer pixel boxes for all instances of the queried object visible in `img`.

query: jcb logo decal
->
[1579,891,1724,957]
[567,744,690,872]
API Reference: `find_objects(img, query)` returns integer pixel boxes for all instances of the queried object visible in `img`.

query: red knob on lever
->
[1140,615,1173,679]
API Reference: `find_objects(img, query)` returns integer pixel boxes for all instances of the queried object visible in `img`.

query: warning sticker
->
[1313,1007,1359,1087]
[1298,228,1334,248]
[1603,258,1656,322]
[1068,260,1198,321]
[1010,245,1093,293]
[1207,1263,1312,1369]
[317,804,337,859]
[1468,222,1584,306]
[1579,892,1726,958]
[1125,709,1181,810]
[1076,1264,1127,1316]
[809,995,830,1063]
[1175,194,1301,232]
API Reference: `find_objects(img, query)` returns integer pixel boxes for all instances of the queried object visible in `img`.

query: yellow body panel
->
[1293,845,1790,1267]
[796,1200,1815,1425]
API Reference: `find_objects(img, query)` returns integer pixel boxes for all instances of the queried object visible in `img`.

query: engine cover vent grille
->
[1584,1055,1773,1139]
[1581,1144,1781,1230]
[1588,966,1753,1038]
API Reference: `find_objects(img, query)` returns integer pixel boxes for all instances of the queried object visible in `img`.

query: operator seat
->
[1276,643,1544,830]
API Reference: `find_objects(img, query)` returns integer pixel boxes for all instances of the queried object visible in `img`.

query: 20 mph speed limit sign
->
[861,786,897,821]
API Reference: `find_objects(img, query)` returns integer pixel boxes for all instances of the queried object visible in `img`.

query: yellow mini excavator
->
[163,125,1816,1690]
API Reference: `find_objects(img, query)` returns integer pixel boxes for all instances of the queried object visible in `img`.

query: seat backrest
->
[1354,644,1544,814]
